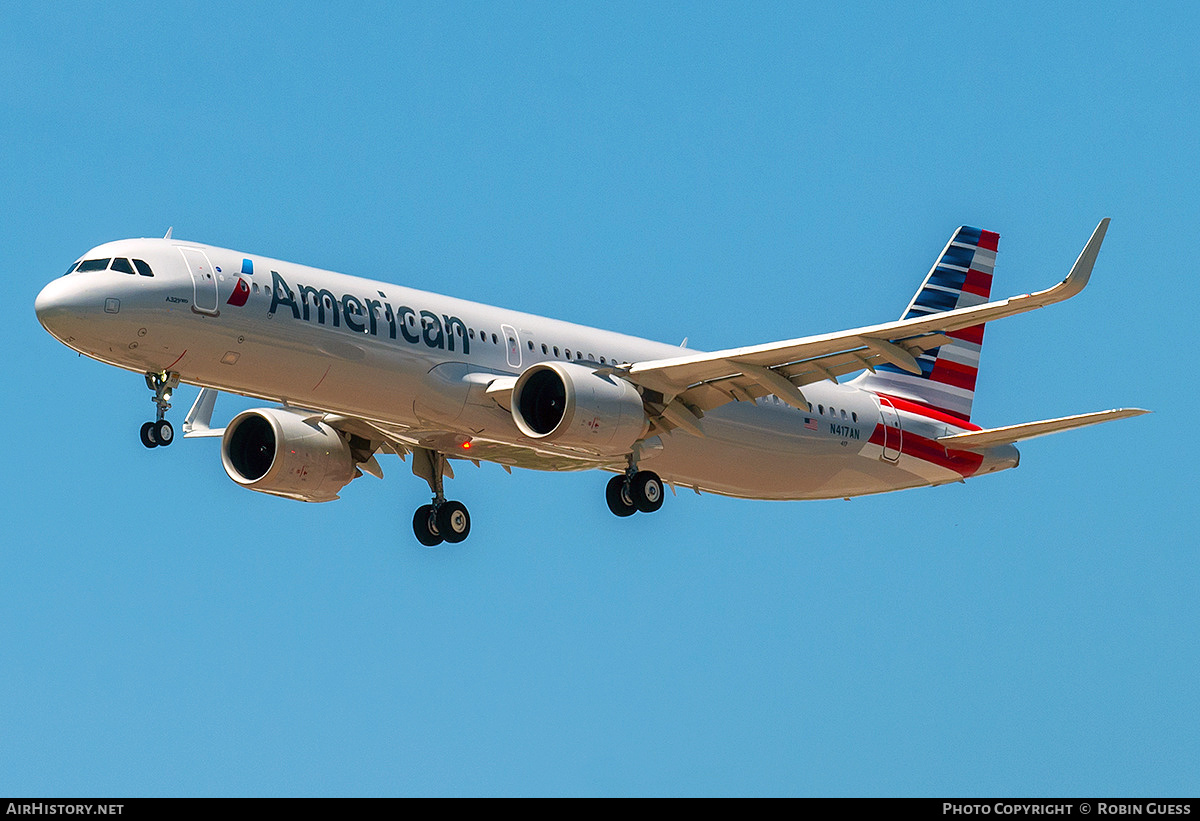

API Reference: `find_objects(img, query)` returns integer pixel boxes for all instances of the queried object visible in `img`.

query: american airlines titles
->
[268,271,471,355]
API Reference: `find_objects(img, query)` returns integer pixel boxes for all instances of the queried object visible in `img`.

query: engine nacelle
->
[221,408,357,502]
[511,362,649,456]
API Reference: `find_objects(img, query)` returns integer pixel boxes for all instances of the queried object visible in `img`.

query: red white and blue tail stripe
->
[855,226,998,422]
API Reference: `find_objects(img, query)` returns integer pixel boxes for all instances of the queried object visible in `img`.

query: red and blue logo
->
[226,259,254,307]
[227,277,250,306]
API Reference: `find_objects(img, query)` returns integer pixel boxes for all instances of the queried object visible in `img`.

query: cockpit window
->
[111,257,135,275]
[133,259,154,277]
[64,261,80,275]
[76,258,111,272]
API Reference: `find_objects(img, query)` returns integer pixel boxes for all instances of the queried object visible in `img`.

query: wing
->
[614,219,1110,434]
[328,414,622,473]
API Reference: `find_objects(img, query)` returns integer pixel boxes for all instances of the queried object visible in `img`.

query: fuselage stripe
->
[875,392,981,428]
[868,424,985,478]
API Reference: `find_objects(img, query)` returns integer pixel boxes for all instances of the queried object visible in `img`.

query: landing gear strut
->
[140,371,179,449]
[605,451,665,518]
[411,448,471,546]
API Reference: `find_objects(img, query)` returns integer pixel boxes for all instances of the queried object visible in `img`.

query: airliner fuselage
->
[34,223,1144,544]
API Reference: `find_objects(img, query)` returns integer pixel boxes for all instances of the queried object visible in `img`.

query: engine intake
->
[511,362,648,456]
[221,408,358,502]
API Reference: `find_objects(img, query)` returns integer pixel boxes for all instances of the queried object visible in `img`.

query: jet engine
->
[511,362,648,456]
[220,408,358,502]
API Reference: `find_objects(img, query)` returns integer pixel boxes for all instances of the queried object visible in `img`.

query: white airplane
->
[35,219,1146,545]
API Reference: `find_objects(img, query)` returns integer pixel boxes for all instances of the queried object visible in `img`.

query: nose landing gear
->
[140,371,180,448]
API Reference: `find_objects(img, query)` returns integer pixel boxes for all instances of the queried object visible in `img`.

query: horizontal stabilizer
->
[937,408,1149,450]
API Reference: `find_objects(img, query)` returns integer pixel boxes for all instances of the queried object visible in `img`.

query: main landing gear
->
[605,468,665,518]
[410,448,471,546]
[140,371,179,449]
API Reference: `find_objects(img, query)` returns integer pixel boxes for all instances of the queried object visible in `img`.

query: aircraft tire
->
[140,421,158,449]
[154,419,174,446]
[605,475,637,517]
[436,501,471,544]
[632,471,664,513]
[413,504,443,547]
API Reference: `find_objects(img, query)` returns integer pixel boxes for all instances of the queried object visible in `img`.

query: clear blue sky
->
[2,1,1195,797]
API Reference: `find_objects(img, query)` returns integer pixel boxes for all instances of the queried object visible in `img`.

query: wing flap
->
[936,408,1149,450]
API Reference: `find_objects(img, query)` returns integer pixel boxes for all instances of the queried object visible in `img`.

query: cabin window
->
[492,333,498,344]
[852,412,858,422]
[77,258,111,272]
[553,346,559,356]
[818,405,824,415]
[469,329,475,339]
[600,357,606,364]
[841,409,847,420]
[527,340,534,350]
[541,343,548,354]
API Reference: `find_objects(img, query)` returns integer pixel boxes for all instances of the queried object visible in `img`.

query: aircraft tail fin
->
[854,226,999,422]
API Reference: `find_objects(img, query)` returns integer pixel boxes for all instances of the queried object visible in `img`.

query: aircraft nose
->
[35,276,90,341]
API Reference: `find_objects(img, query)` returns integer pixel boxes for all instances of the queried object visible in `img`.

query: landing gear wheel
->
[606,475,637,517]
[142,371,179,452]
[153,419,174,446]
[631,471,664,513]
[410,449,473,546]
[436,501,471,544]
[413,504,443,547]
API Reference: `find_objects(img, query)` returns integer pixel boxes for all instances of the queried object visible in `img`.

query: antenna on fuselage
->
[163,227,173,239]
